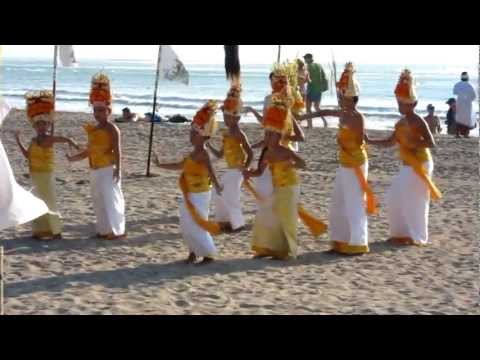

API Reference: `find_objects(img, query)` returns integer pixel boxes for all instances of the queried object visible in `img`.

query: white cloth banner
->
[0,99,10,127]
[160,45,189,85]
[58,45,78,67]
[1,99,49,230]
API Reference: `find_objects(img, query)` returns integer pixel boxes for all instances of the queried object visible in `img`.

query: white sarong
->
[329,163,368,247]
[90,166,125,236]
[214,169,245,230]
[0,141,49,230]
[179,190,217,257]
[386,161,433,245]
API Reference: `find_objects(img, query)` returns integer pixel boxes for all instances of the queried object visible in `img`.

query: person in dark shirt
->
[445,98,457,136]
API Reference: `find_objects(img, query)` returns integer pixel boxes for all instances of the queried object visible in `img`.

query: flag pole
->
[277,45,281,63]
[51,45,58,136]
[146,45,163,177]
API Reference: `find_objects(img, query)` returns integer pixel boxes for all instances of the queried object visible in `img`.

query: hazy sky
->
[1,45,478,66]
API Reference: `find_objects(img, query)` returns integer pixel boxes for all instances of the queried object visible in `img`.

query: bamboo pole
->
[146,45,163,177]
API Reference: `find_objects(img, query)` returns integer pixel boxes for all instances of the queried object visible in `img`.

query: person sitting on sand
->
[299,62,377,255]
[366,69,440,246]
[206,84,253,233]
[154,100,223,266]
[14,91,79,240]
[0,99,50,231]
[67,72,126,240]
[424,104,442,135]
[445,98,457,135]
[243,66,327,260]
[115,107,138,123]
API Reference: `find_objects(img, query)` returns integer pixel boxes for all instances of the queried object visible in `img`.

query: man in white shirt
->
[453,72,477,138]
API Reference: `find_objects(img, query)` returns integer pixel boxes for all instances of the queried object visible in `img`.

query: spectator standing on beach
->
[296,59,309,103]
[303,53,329,129]
[453,72,477,138]
[445,98,457,135]
[424,104,442,135]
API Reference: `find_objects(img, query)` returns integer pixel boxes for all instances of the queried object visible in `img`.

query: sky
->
[1,45,478,66]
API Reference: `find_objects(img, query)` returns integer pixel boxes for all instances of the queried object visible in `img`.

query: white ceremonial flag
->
[58,45,78,67]
[160,45,189,85]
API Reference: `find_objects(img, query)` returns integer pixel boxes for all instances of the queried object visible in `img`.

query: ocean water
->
[0,58,478,131]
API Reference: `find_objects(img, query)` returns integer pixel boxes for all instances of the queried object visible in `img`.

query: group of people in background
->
[1,54,476,266]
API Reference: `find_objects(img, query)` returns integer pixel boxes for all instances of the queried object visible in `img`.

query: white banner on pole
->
[159,45,189,85]
[58,45,78,67]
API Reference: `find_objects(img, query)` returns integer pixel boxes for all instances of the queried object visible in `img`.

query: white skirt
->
[0,140,49,230]
[329,163,369,246]
[90,166,126,236]
[179,190,217,258]
[214,169,245,230]
[386,161,433,245]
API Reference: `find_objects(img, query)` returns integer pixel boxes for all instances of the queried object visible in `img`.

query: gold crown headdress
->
[337,62,360,98]
[394,69,417,104]
[192,100,218,137]
[89,72,112,106]
[25,90,55,125]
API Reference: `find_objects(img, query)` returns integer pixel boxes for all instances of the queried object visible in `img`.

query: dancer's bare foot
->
[252,254,270,259]
[185,252,197,264]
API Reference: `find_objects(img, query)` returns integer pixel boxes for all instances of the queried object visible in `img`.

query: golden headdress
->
[25,90,55,125]
[89,72,112,106]
[337,62,360,98]
[192,100,218,137]
[223,83,243,117]
[263,61,299,134]
[394,69,417,104]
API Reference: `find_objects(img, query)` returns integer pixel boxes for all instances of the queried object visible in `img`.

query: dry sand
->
[1,109,478,315]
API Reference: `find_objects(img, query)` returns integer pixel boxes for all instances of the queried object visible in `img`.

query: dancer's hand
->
[242,168,252,180]
[153,153,161,167]
[215,183,223,196]
[113,168,121,183]
[69,139,80,150]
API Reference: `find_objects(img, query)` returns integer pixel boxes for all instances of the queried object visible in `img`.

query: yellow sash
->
[28,142,54,173]
[223,132,246,169]
[243,178,327,237]
[84,123,115,169]
[337,126,378,215]
[179,157,221,235]
[396,123,441,200]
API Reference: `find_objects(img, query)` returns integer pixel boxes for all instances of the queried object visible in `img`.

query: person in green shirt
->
[304,53,329,128]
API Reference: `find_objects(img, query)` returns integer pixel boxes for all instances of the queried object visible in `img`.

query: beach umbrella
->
[146,45,189,177]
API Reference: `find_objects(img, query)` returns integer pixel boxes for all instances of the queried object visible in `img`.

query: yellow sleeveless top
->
[182,156,212,193]
[223,131,246,169]
[28,141,54,173]
[280,116,296,151]
[84,123,115,169]
[270,160,299,188]
[395,121,432,164]
[337,126,367,167]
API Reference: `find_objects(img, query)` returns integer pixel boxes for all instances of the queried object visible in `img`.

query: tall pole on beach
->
[146,45,163,177]
[51,45,58,135]
[277,45,281,63]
